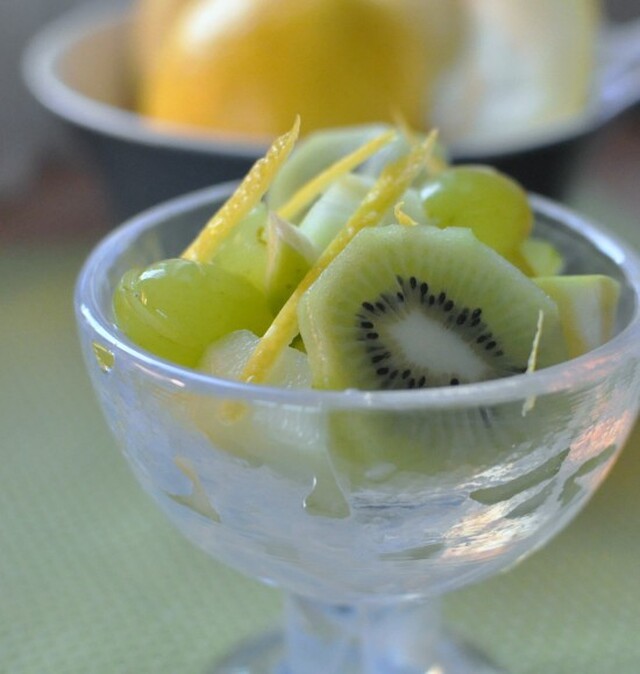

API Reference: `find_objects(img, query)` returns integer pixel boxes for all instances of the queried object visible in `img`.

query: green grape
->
[420,165,533,254]
[113,259,273,367]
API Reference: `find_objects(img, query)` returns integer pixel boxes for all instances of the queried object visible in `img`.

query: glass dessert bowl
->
[75,183,640,673]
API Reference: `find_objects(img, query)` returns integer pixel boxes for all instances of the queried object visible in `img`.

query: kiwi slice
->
[298,225,567,391]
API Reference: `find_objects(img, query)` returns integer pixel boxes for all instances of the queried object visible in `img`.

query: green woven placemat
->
[1,229,638,674]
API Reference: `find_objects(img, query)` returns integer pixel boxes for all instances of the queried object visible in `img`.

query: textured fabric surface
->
[1,220,639,674]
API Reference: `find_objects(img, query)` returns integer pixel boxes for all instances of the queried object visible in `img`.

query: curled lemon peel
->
[223,130,439,420]
[425,151,448,177]
[394,202,419,227]
[522,309,545,416]
[277,129,397,222]
[526,310,544,375]
[392,112,447,177]
[181,117,300,262]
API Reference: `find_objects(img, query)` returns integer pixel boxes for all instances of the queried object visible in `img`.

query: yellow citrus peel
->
[522,309,545,416]
[392,111,447,177]
[277,129,397,221]
[181,117,300,262]
[393,202,419,227]
[230,131,438,406]
[426,152,448,177]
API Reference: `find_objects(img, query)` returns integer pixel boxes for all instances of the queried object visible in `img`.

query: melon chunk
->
[534,275,620,358]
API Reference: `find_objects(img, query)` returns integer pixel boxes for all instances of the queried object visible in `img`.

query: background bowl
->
[23,1,640,220]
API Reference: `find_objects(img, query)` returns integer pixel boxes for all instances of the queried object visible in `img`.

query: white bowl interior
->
[58,12,132,109]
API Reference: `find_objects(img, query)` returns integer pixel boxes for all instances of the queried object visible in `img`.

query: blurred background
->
[0,0,640,239]
[1,1,640,673]
[0,0,640,238]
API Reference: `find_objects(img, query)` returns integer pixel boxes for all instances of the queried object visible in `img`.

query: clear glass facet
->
[75,185,640,673]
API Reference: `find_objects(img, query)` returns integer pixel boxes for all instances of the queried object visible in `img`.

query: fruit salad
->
[113,121,620,393]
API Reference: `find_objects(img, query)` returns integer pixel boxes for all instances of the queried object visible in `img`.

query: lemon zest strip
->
[394,202,419,227]
[522,309,544,416]
[392,112,447,176]
[277,129,397,222]
[181,117,300,262]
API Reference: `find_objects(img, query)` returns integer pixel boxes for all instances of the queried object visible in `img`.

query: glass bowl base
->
[212,628,508,674]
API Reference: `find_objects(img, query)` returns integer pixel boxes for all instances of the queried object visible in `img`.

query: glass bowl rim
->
[75,182,640,410]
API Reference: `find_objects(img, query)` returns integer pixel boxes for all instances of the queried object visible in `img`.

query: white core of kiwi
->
[386,309,494,382]
[354,274,513,389]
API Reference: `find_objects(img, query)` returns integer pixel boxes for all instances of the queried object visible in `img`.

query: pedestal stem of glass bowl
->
[283,594,441,674]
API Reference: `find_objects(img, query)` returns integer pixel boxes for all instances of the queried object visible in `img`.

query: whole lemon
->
[130,0,192,84]
[136,0,464,139]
